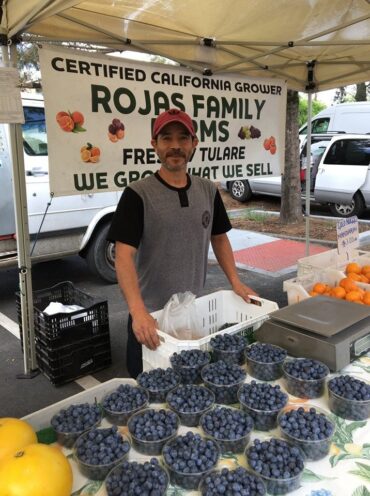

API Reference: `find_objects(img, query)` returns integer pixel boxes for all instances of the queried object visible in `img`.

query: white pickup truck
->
[0,93,119,282]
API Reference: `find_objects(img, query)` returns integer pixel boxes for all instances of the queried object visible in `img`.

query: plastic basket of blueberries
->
[73,426,130,480]
[246,438,305,495]
[137,367,180,403]
[282,358,329,399]
[127,408,179,456]
[162,431,220,490]
[166,384,215,427]
[200,467,266,496]
[210,333,248,365]
[327,375,370,421]
[201,360,246,404]
[245,342,287,381]
[200,405,254,454]
[238,381,288,431]
[105,458,169,496]
[50,402,102,448]
[101,383,149,425]
[277,405,335,461]
[170,349,211,384]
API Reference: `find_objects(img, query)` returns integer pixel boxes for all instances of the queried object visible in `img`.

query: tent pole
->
[6,42,38,377]
[305,90,313,255]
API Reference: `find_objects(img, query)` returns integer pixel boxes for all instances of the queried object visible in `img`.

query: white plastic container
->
[283,269,343,306]
[297,248,370,278]
[143,291,278,371]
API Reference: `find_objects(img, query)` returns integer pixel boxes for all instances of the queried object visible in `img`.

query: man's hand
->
[232,280,258,303]
[131,310,160,350]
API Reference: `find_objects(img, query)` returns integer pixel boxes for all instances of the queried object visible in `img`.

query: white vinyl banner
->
[39,45,287,196]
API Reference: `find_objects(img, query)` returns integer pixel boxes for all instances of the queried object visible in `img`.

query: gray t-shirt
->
[108,173,231,311]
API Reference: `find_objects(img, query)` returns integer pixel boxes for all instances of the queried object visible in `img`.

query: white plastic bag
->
[158,292,201,340]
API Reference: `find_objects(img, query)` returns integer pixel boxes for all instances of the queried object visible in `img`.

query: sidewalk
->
[210,228,329,276]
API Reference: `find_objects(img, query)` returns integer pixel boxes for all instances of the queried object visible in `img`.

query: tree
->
[355,82,368,101]
[298,97,326,127]
[280,90,302,224]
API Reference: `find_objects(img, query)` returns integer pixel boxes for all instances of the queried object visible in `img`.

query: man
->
[108,108,256,378]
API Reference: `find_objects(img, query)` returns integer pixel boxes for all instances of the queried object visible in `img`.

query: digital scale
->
[256,296,370,371]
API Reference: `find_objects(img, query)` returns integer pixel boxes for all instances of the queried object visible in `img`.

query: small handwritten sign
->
[336,216,359,255]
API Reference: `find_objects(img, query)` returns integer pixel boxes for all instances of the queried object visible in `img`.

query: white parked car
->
[224,134,370,218]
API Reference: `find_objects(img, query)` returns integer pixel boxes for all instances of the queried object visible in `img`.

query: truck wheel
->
[229,180,252,202]
[329,191,365,218]
[86,223,117,283]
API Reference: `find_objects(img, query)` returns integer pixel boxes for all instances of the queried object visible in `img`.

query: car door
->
[314,138,370,204]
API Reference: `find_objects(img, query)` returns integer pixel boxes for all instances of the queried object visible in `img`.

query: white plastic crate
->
[142,290,278,371]
[283,268,344,305]
[297,248,370,277]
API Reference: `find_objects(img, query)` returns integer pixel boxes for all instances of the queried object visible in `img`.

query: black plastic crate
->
[16,281,109,347]
[35,333,112,386]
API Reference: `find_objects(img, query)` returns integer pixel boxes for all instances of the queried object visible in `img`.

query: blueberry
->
[201,467,266,495]
[128,408,179,455]
[200,406,253,453]
[166,385,215,426]
[328,375,370,420]
[210,334,248,365]
[246,438,305,495]
[246,343,287,381]
[278,406,335,460]
[137,368,180,403]
[163,431,220,490]
[51,403,102,448]
[106,458,168,496]
[170,349,211,384]
[201,360,246,404]
[283,359,329,399]
[238,381,288,431]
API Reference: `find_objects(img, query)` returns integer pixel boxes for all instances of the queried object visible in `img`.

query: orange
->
[347,272,362,282]
[309,290,319,297]
[312,282,327,294]
[362,293,370,305]
[359,274,369,283]
[361,265,370,274]
[81,149,91,162]
[331,286,346,299]
[339,278,359,293]
[345,290,363,302]
[346,262,362,274]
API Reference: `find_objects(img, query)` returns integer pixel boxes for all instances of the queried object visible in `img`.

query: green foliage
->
[352,486,370,496]
[298,97,327,127]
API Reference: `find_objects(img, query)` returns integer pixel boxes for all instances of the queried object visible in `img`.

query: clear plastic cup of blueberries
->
[246,437,305,495]
[105,458,169,496]
[127,407,180,456]
[101,384,149,425]
[50,402,102,448]
[162,431,220,490]
[73,426,131,480]
[200,405,254,454]
[282,358,329,399]
[210,333,248,365]
[328,375,370,420]
[201,360,246,404]
[137,367,180,403]
[245,342,287,381]
[166,384,215,427]
[170,349,211,384]
[277,405,335,461]
[200,466,267,495]
[238,381,288,431]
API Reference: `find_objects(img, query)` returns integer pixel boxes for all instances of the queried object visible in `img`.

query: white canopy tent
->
[0,0,370,375]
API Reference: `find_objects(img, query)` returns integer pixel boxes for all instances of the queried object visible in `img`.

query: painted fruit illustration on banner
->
[56,110,86,133]
[80,143,101,163]
[237,125,261,140]
[263,136,277,154]
[108,118,125,142]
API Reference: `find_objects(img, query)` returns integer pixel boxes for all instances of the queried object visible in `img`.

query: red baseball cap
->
[152,108,196,138]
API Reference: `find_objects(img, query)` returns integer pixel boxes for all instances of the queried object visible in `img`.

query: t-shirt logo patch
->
[202,210,211,228]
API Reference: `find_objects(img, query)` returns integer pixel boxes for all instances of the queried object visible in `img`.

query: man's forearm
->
[115,242,146,315]
[211,233,240,286]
